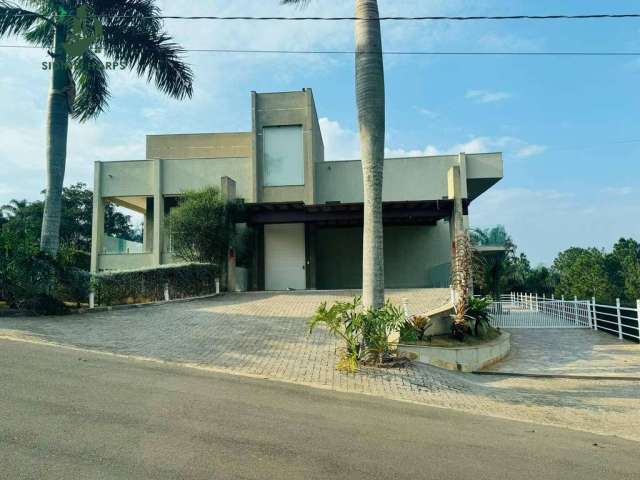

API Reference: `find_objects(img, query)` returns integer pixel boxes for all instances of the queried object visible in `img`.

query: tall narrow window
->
[263,125,304,186]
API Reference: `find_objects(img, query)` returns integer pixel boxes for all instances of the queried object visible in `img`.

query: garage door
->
[265,224,306,291]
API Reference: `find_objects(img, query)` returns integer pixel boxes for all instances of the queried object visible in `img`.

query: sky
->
[1,0,640,265]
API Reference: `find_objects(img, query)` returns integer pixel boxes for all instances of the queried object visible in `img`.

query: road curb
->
[472,371,640,382]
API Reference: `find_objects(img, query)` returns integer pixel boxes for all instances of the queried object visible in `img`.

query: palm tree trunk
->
[40,24,70,256]
[356,0,385,309]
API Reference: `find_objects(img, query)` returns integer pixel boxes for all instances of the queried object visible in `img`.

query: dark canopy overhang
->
[241,200,469,226]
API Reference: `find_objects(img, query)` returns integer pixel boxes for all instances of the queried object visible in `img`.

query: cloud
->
[471,187,640,265]
[601,186,633,196]
[318,117,361,160]
[319,119,546,161]
[466,90,512,104]
[515,144,547,158]
[413,107,439,119]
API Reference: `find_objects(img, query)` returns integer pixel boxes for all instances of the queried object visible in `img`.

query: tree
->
[167,187,237,271]
[0,1,193,256]
[471,225,515,298]
[283,0,386,308]
[553,247,616,302]
[610,238,640,302]
[1,183,138,258]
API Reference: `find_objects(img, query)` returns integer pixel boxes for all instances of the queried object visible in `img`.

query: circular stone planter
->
[397,332,511,373]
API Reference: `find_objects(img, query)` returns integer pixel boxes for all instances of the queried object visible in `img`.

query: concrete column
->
[221,176,237,201]
[143,197,153,252]
[222,176,237,291]
[448,154,471,302]
[90,161,105,273]
[250,91,259,203]
[153,159,164,267]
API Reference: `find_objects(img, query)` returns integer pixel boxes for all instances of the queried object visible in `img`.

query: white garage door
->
[265,224,306,291]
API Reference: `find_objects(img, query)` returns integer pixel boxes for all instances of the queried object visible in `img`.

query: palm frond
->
[23,16,53,47]
[280,0,311,6]
[0,1,44,37]
[71,49,110,122]
[101,24,193,100]
[93,0,161,31]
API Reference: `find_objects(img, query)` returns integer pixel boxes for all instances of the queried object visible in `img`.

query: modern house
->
[90,89,503,291]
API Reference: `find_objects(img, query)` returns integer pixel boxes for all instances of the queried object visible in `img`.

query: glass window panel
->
[263,125,304,186]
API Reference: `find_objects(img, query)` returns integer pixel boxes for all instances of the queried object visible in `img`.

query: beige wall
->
[315,155,459,203]
[253,89,318,204]
[162,157,252,198]
[146,132,251,160]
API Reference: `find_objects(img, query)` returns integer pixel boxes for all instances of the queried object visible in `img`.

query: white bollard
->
[402,298,410,319]
[616,298,623,340]
[636,299,640,339]
[215,278,220,295]
[89,291,95,309]
[164,283,170,302]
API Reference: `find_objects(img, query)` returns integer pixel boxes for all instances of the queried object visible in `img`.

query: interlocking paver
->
[1,290,639,441]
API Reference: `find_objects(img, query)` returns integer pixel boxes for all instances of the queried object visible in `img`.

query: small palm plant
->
[309,296,405,371]
[464,296,494,338]
[0,1,194,255]
[309,297,365,372]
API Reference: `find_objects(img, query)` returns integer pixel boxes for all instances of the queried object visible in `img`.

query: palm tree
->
[0,1,193,256]
[283,0,385,308]
[1,199,29,219]
[471,226,515,299]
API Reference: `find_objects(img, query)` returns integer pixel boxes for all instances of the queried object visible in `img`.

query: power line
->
[3,44,640,56]
[5,13,640,21]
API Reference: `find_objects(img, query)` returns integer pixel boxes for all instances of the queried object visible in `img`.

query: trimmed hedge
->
[93,263,219,306]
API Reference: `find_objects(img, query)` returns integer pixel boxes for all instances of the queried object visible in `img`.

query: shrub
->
[167,187,241,268]
[0,243,86,314]
[93,263,218,306]
[400,314,433,343]
[464,296,494,338]
[19,294,68,316]
[55,267,91,307]
[309,296,405,371]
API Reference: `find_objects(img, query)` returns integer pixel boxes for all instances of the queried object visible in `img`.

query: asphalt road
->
[0,339,637,480]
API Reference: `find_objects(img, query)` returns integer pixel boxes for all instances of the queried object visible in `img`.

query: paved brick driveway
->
[485,329,640,377]
[1,290,639,441]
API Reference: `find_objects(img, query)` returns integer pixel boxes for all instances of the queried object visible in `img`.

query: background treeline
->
[473,226,640,306]
[0,183,141,312]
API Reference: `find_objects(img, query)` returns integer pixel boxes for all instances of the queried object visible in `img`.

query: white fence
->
[489,293,640,342]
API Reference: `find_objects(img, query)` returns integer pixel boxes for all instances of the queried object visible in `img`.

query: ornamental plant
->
[309,296,405,372]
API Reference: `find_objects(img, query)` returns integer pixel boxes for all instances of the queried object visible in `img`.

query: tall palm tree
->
[283,0,386,308]
[0,1,193,256]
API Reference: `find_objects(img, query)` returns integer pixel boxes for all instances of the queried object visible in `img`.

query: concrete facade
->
[91,89,503,290]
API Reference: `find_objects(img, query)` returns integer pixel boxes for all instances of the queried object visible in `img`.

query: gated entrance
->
[489,295,592,329]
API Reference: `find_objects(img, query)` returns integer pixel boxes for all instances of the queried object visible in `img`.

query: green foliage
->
[309,297,405,370]
[400,314,433,343]
[464,296,494,339]
[309,297,364,370]
[0,235,89,314]
[1,183,140,257]
[167,187,241,268]
[362,301,405,364]
[93,263,218,306]
[0,1,193,121]
[473,225,640,305]
[553,247,617,303]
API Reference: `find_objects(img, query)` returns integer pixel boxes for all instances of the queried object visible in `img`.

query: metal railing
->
[492,293,640,342]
